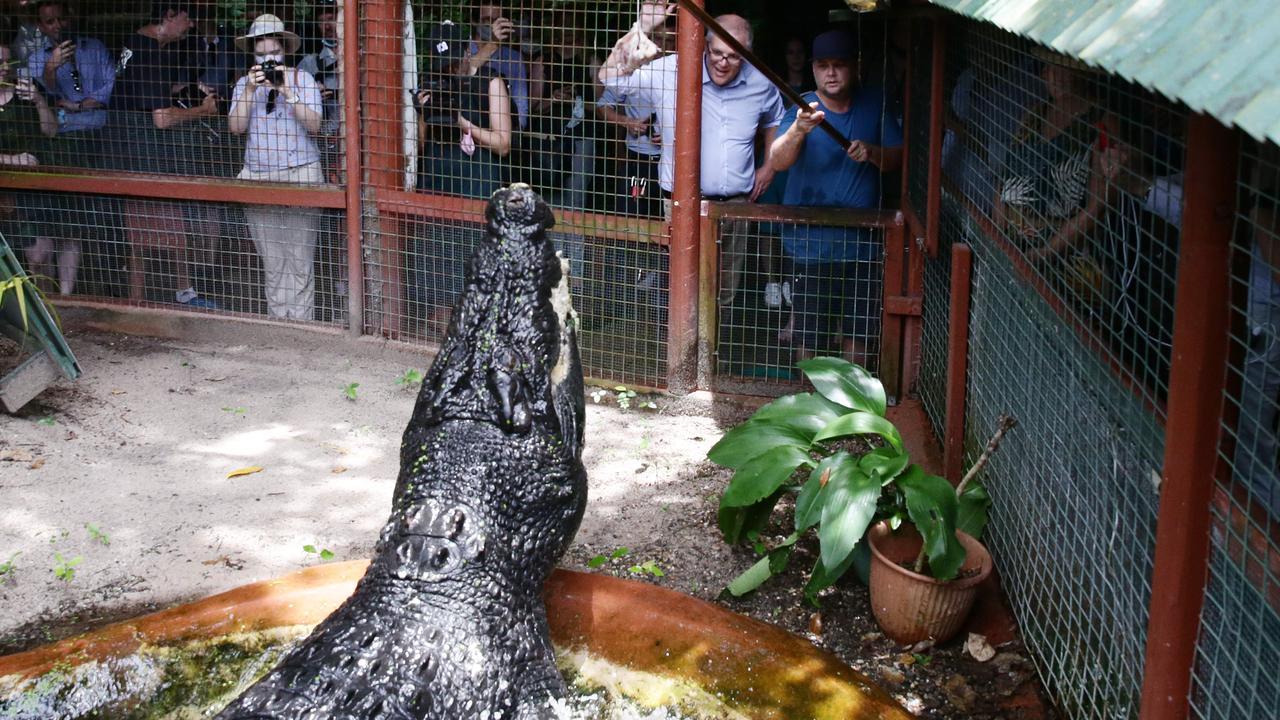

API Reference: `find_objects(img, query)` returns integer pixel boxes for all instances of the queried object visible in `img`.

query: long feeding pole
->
[672,0,853,150]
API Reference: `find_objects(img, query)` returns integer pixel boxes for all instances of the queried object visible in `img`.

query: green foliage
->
[303,544,335,561]
[52,552,81,582]
[221,406,246,415]
[36,415,56,426]
[708,358,991,603]
[628,560,665,577]
[342,382,359,401]
[587,546,629,568]
[396,369,424,388]
[85,523,110,546]
[0,552,19,579]
[589,386,657,411]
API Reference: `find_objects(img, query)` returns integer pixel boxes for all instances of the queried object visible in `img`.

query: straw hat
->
[235,14,301,54]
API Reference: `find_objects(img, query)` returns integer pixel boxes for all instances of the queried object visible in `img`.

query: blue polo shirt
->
[780,86,903,262]
[603,53,783,195]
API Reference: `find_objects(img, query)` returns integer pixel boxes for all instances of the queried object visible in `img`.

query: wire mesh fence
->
[919,16,1189,718]
[1190,139,1280,719]
[711,207,889,391]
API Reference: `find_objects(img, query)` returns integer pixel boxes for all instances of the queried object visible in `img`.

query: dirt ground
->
[0,306,1052,718]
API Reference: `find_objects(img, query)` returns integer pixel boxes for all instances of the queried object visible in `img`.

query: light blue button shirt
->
[604,53,783,195]
[28,36,114,133]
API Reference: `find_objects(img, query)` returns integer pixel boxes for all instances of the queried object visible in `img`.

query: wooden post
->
[1138,114,1239,720]
[943,243,972,483]
[341,0,364,337]
[668,0,704,392]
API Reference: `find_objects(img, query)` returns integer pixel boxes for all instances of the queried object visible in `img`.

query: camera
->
[171,83,208,109]
[258,59,284,86]
[416,78,459,127]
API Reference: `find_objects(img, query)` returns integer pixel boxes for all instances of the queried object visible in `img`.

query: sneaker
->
[764,282,782,308]
[175,287,220,310]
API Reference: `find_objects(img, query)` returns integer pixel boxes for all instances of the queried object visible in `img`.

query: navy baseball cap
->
[424,21,469,74]
[812,30,857,61]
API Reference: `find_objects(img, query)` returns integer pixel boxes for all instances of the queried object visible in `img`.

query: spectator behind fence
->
[1233,149,1280,519]
[467,1,528,130]
[0,42,66,291]
[994,49,1117,286]
[780,35,815,108]
[600,3,783,306]
[410,20,513,335]
[595,19,672,218]
[297,0,340,176]
[525,60,592,276]
[27,0,112,164]
[111,0,220,308]
[229,14,324,321]
[770,29,902,366]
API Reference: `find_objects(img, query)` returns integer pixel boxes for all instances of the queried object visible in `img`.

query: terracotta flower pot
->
[867,521,992,644]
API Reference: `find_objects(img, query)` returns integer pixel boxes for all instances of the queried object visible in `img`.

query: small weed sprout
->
[52,552,82,582]
[37,415,56,426]
[342,383,360,401]
[0,552,19,580]
[303,544,336,561]
[85,523,110,546]
[589,388,608,404]
[221,406,246,415]
[396,369,424,388]
[628,560,665,578]
[587,546,629,569]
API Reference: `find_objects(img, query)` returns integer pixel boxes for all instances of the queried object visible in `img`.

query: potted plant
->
[707,357,1004,643]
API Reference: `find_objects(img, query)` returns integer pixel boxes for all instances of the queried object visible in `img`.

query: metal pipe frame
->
[342,0,364,338]
[943,242,972,483]
[669,0,705,393]
[1138,114,1239,720]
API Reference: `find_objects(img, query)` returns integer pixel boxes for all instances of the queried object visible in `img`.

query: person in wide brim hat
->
[235,14,301,54]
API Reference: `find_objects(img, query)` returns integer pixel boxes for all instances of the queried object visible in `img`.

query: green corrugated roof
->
[929,0,1280,146]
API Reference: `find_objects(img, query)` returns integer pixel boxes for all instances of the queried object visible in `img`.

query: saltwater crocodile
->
[218,184,587,719]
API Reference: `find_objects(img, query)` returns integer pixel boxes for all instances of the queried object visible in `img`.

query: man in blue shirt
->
[27,0,114,162]
[599,6,784,305]
[771,29,903,365]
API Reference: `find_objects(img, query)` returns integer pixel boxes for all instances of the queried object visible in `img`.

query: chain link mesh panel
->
[921,17,1188,718]
[367,1,670,387]
[712,210,887,391]
[4,190,348,323]
[1191,140,1280,719]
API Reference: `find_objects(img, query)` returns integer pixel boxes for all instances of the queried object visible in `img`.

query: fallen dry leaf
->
[205,376,227,382]
[0,449,34,463]
[28,457,45,470]
[110,389,126,395]
[966,632,997,662]
[331,466,348,474]
[226,466,264,479]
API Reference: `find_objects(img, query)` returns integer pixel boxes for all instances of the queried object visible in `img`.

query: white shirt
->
[230,69,323,172]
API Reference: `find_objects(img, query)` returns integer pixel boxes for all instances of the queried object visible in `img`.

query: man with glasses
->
[600,3,783,306]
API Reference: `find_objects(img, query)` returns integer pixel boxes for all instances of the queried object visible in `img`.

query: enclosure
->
[1,0,1277,718]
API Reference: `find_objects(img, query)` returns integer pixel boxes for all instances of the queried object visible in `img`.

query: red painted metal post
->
[1138,115,1239,720]
[669,1,704,392]
[342,0,364,338]
[925,20,945,258]
[943,243,972,484]
[879,216,907,402]
[364,0,404,337]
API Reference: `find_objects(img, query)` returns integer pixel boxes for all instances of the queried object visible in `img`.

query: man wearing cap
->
[770,29,903,365]
[229,14,325,320]
[599,4,784,306]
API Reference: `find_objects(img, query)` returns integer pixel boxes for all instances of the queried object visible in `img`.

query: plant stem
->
[912,414,1018,574]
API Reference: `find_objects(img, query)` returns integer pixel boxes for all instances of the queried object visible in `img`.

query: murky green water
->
[0,627,735,720]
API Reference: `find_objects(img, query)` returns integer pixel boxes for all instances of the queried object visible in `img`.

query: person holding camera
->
[466,1,528,129]
[26,0,113,164]
[229,14,324,321]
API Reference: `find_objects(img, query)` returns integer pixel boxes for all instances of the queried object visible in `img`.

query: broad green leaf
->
[798,357,887,416]
[726,555,775,596]
[859,446,910,484]
[718,487,785,544]
[957,481,991,539]
[897,465,965,581]
[813,412,904,451]
[796,451,855,532]
[708,421,811,470]
[818,467,881,573]
[721,445,812,507]
[803,541,865,605]
[749,393,850,440]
